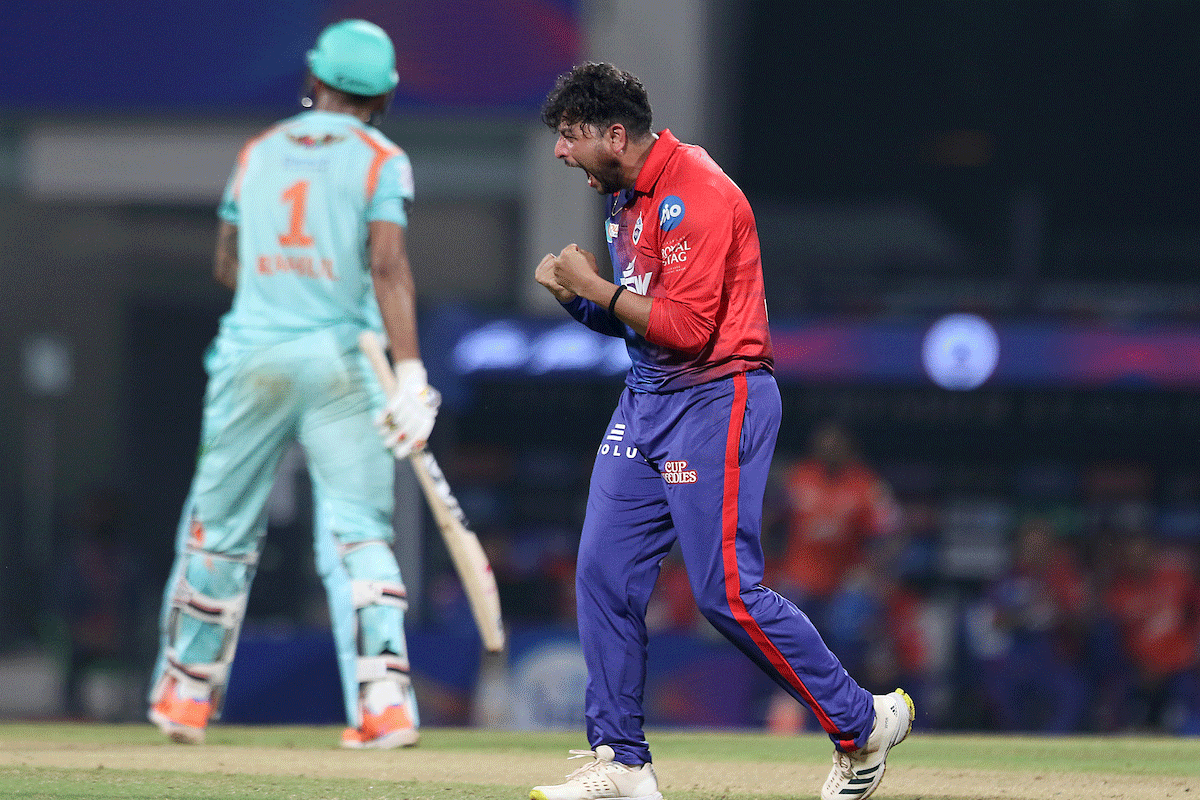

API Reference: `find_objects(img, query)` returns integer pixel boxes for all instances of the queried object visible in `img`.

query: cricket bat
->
[359,330,506,653]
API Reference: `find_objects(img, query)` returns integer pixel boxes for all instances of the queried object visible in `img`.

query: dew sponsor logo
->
[662,460,698,484]
[621,271,653,294]
[658,196,685,232]
[620,258,653,293]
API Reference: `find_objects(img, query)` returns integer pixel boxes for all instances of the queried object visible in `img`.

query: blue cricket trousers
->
[577,370,874,764]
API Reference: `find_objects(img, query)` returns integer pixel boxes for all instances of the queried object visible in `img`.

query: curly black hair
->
[541,62,653,139]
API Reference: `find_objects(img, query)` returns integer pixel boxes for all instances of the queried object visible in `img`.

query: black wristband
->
[608,285,626,316]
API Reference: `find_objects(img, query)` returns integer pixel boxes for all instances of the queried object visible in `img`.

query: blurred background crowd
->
[2,0,1199,735]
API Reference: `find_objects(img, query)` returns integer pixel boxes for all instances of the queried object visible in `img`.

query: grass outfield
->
[0,722,1197,799]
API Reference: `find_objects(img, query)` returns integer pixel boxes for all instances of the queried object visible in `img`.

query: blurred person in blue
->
[962,517,1092,732]
[147,19,440,749]
[51,487,143,719]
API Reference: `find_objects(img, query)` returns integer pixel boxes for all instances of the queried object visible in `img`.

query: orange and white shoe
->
[148,675,211,745]
[341,700,420,749]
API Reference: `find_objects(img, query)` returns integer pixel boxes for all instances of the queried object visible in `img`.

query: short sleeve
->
[367,151,415,227]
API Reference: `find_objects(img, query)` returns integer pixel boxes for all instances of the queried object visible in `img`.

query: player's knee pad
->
[159,545,255,706]
[347,542,412,715]
[341,538,404,587]
[341,539,409,668]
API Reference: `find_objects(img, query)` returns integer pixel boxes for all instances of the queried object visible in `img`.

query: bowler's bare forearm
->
[369,220,421,362]
[213,221,239,290]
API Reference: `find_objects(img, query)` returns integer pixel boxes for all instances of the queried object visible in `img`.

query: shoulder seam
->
[231,123,284,200]
[350,127,402,202]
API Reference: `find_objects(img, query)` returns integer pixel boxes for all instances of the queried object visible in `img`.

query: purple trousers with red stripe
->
[578,370,873,764]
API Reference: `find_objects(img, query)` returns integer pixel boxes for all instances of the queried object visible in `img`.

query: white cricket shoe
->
[531,745,662,800]
[821,688,914,800]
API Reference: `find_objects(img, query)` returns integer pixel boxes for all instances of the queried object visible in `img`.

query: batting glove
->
[375,359,441,460]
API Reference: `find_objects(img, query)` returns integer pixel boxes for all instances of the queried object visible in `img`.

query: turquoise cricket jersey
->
[215,109,413,351]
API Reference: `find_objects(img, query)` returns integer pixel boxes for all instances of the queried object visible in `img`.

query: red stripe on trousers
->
[719,372,843,739]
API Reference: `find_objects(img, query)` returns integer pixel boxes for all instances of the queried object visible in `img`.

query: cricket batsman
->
[147,19,440,749]
[530,62,914,800]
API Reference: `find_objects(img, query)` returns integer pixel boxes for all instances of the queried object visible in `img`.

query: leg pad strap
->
[173,583,249,630]
[356,653,411,684]
[351,579,408,612]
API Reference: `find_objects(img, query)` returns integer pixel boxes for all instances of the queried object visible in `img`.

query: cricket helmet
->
[306,19,399,97]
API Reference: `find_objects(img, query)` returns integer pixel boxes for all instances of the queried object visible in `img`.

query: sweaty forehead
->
[558,120,599,138]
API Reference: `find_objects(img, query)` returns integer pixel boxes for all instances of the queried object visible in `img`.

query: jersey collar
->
[632,129,680,197]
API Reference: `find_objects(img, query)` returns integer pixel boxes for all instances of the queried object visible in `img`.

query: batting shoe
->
[148,675,211,745]
[530,745,662,800]
[341,683,420,749]
[821,689,914,800]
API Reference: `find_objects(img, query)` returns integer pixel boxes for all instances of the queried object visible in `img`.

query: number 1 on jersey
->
[279,180,314,247]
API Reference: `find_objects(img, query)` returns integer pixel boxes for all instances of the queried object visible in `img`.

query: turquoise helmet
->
[306,19,399,97]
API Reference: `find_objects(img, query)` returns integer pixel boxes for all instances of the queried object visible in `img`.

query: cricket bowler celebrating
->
[531,62,914,800]
[148,19,439,749]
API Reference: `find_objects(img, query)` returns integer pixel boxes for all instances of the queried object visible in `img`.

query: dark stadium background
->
[1,1,1198,732]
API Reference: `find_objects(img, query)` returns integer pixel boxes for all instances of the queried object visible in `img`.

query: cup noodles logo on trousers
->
[662,460,698,484]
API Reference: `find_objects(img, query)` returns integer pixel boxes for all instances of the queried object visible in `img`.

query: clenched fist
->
[535,244,602,303]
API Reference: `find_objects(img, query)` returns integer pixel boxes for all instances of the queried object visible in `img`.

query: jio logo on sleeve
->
[658,196,685,231]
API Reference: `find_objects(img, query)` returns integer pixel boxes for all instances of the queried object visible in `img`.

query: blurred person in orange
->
[764,421,901,733]
[1102,531,1200,733]
[769,421,901,608]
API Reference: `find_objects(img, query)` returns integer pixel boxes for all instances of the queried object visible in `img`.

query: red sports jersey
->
[772,460,899,598]
[1105,552,1200,679]
[565,130,773,392]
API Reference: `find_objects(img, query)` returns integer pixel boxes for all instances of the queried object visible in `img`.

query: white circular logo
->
[921,313,1000,390]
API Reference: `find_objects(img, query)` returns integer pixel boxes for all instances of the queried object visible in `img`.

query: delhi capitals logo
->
[658,196,685,232]
[632,214,643,244]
